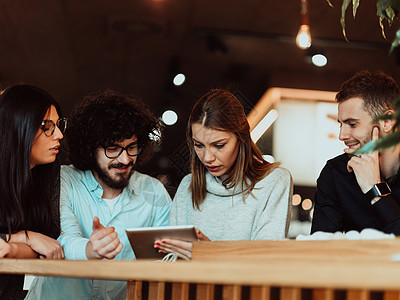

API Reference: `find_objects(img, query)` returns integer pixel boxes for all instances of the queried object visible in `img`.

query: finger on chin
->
[372,126,380,141]
[343,147,355,155]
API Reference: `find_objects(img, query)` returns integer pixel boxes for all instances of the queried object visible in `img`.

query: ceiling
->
[1,0,399,188]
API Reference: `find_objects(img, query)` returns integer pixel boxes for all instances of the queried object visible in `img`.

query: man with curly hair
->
[26,90,171,299]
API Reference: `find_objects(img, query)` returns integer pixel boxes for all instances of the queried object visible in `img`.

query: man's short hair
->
[336,70,400,120]
[66,90,162,171]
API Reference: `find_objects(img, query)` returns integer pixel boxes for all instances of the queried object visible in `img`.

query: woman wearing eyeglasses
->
[0,84,66,299]
[155,89,292,260]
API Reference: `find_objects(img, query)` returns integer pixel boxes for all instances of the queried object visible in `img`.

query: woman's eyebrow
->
[211,138,227,143]
[193,137,227,144]
[192,137,202,143]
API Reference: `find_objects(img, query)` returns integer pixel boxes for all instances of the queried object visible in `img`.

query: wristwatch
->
[365,181,391,205]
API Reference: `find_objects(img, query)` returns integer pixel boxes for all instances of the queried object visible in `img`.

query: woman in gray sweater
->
[155,89,292,260]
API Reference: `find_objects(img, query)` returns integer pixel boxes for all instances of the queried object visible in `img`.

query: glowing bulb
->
[311,54,327,67]
[292,194,302,206]
[173,73,185,86]
[262,155,275,163]
[296,25,311,49]
[301,198,313,211]
[162,110,178,125]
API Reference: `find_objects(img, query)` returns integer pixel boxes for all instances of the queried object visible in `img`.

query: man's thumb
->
[92,216,104,231]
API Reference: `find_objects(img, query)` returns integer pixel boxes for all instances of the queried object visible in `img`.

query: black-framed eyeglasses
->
[103,142,143,159]
[40,118,68,137]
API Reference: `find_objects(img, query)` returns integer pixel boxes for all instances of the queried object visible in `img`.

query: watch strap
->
[370,197,381,205]
[365,181,391,202]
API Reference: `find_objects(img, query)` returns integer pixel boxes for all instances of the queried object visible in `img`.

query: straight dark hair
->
[0,84,61,238]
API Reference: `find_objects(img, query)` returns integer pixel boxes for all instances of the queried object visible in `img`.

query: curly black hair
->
[66,90,162,171]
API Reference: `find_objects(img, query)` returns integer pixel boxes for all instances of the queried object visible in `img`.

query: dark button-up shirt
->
[311,153,400,235]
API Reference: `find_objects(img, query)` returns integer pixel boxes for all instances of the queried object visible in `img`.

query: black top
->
[311,153,400,235]
[0,163,60,300]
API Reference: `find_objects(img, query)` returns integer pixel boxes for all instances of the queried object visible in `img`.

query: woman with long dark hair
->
[156,89,292,260]
[0,84,65,299]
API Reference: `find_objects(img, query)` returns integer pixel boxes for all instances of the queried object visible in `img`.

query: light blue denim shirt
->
[26,165,171,300]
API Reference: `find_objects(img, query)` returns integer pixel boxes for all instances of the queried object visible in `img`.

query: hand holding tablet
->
[125,225,198,259]
[154,228,210,261]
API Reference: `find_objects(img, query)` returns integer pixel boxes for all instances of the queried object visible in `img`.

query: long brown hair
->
[187,89,278,210]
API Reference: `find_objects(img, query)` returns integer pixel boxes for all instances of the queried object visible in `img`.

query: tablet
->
[125,225,197,259]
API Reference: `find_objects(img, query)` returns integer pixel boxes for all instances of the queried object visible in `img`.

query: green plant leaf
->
[393,95,400,108]
[353,0,360,18]
[393,119,400,130]
[326,0,400,52]
[372,131,400,151]
[379,18,387,39]
[353,131,400,155]
[375,113,395,122]
[377,0,399,22]
[376,0,395,37]
[392,111,400,129]
[341,0,352,40]
[390,28,400,53]
[376,0,387,19]
[352,141,377,155]
[389,0,400,12]
[325,0,334,7]
[386,7,396,24]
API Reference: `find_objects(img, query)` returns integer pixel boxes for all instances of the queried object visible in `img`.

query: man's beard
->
[344,124,374,151]
[93,161,134,189]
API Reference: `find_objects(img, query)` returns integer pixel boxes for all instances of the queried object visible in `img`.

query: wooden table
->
[2,239,400,299]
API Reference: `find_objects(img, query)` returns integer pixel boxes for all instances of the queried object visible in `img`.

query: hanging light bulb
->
[296,0,311,49]
[296,25,311,49]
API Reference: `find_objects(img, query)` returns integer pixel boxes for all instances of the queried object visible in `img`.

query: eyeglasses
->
[41,118,68,137]
[103,142,143,159]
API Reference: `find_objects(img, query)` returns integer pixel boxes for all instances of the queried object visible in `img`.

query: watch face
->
[375,182,391,196]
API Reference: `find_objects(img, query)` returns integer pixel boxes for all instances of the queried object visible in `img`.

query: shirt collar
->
[84,169,102,192]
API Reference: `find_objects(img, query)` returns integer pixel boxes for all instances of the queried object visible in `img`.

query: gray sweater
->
[170,167,292,240]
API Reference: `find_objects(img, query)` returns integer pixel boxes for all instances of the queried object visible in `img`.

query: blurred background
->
[1,0,400,235]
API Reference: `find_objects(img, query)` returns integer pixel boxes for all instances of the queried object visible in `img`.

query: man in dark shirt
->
[311,70,400,235]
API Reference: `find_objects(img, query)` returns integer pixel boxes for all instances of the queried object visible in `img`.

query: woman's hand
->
[154,228,210,261]
[0,240,38,258]
[195,228,211,241]
[155,239,193,260]
[26,231,64,259]
[0,238,11,258]
[10,231,64,259]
